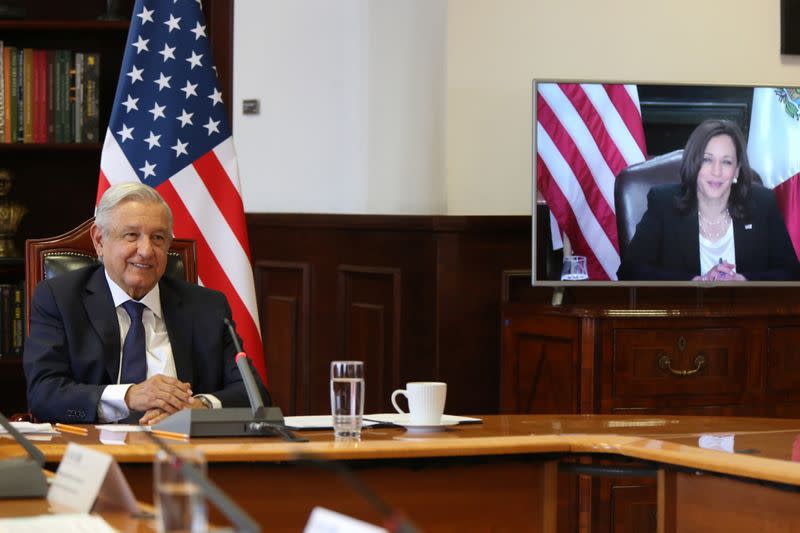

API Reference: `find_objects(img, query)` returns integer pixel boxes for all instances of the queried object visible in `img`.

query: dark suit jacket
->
[23,264,270,422]
[617,184,800,281]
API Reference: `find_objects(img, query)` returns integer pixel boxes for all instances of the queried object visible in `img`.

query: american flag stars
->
[108,0,230,182]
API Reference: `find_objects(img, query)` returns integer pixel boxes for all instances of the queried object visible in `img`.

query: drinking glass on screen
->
[330,361,365,440]
[154,448,208,533]
[561,255,588,281]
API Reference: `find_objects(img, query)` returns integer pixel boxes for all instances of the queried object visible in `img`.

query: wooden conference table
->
[0,498,157,532]
[3,414,800,532]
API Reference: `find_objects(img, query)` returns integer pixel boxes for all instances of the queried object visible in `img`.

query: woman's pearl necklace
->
[699,208,730,240]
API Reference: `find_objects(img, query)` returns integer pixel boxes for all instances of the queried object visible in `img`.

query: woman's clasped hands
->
[693,259,746,282]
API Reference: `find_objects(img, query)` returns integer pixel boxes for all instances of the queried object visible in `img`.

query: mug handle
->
[391,389,407,414]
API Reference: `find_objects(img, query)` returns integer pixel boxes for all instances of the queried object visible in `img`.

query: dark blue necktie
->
[120,300,147,384]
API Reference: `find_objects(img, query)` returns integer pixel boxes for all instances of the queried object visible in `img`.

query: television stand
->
[551,287,565,306]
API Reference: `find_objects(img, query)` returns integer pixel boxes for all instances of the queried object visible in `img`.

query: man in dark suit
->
[23,182,269,423]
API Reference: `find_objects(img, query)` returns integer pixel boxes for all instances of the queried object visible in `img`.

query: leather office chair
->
[614,150,683,258]
[13,218,196,422]
[25,217,197,335]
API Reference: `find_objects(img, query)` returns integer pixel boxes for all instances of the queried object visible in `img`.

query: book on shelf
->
[2,45,9,143]
[15,48,23,143]
[54,49,70,143]
[81,53,100,143]
[0,283,25,357]
[8,47,18,143]
[46,49,55,142]
[73,52,84,143]
[0,41,4,141]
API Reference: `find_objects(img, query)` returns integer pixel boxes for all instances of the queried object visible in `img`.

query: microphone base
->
[0,458,48,498]
[153,407,289,438]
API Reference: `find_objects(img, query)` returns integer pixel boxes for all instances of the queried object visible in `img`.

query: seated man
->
[24,182,269,424]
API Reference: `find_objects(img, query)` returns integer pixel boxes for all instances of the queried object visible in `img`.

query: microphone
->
[224,317,265,416]
[147,432,260,533]
[0,411,49,498]
[153,317,305,441]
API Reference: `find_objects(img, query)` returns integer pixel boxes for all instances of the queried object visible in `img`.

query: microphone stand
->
[151,319,306,442]
[224,318,307,443]
[0,411,49,498]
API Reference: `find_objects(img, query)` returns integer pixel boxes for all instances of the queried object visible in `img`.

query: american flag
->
[536,83,647,280]
[97,0,266,381]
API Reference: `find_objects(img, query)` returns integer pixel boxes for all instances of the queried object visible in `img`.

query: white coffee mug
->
[391,382,447,425]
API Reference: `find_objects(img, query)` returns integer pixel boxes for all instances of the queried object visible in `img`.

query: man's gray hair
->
[95,182,173,237]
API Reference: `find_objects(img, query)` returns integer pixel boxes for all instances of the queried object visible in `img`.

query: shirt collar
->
[103,269,163,318]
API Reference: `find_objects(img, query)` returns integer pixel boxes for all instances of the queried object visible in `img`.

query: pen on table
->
[55,423,89,436]
[150,428,190,441]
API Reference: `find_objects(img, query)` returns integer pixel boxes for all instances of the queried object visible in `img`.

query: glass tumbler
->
[330,360,365,440]
[560,255,588,281]
[154,448,208,533]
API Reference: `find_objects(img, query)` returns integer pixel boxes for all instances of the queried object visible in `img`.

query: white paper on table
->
[284,415,380,430]
[0,513,118,533]
[304,506,388,533]
[363,413,483,425]
[0,422,57,434]
[93,424,150,432]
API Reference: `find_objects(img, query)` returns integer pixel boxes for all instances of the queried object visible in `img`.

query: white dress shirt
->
[97,271,220,422]
[699,223,737,277]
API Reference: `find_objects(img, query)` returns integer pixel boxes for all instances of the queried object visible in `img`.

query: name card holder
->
[47,442,138,514]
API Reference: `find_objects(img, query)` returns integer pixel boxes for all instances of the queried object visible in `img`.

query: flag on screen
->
[536,83,647,280]
[97,0,266,381]
[747,87,800,260]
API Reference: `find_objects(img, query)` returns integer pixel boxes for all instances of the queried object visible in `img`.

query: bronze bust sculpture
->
[0,169,27,257]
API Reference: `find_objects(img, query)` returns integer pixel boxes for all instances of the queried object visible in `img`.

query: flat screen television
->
[532,80,800,287]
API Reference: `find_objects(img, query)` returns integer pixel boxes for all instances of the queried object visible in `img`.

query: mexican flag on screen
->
[747,87,800,259]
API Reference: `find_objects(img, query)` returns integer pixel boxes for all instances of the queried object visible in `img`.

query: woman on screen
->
[617,119,800,281]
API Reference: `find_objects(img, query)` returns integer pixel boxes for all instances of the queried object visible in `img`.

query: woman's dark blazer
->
[617,184,800,281]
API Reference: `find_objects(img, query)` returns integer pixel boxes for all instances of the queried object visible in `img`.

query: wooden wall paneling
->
[435,217,531,414]
[766,326,800,397]
[246,214,532,416]
[500,309,581,414]
[337,265,401,413]
[246,214,442,415]
[254,260,310,415]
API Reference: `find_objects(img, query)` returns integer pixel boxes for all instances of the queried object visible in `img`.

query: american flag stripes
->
[97,0,266,381]
[536,82,647,280]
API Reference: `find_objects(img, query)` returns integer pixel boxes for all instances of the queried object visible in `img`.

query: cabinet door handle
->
[658,354,706,376]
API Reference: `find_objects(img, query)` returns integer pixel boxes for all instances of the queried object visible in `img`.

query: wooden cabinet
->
[501,302,800,532]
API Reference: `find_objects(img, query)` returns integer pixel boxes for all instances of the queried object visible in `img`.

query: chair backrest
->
[25,217,197,334]
[614,150,684,258]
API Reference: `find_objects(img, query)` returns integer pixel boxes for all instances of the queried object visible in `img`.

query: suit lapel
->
[733,212,756,272]
[160,280,194,384]
[83,268,121,383]
[677,209,701,274]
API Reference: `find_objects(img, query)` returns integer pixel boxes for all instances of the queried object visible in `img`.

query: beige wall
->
[446,0,800,214]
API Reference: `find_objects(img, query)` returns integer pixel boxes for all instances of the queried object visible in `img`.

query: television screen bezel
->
[531,78,800,288]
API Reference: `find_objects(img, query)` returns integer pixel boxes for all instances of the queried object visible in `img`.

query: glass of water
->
[560,255,588,280]
[154,448,208,533]
[330,360,365,440]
